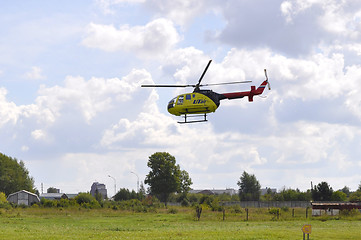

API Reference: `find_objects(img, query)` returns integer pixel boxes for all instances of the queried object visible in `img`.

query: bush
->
[41,198,56,208]
[181,198,190,207]
[168,207,178,214]
[281,206,289,212]
[75,193,95,205]
[340,209,360,217]
[268,207,280,215]
[0,192,7,203]
[229,205,242,214]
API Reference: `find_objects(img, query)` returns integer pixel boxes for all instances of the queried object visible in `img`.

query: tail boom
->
[219,80,268,102]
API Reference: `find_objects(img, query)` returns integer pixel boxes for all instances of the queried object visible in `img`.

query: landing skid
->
[178,114,208,124]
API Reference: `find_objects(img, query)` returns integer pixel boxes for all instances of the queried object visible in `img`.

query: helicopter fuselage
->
[167,90,219,116]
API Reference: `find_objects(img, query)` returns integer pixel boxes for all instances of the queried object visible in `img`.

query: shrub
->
[281,206,289,212]
[41,198,56,208]
[229,205,242,214]
[268,207,280,215]
[181,198,190,207]
[168,207,178,214]
[0,192,7,203]
[340,209,360,217]
[75,193,95,205]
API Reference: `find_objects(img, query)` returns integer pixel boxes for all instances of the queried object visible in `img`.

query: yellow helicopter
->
[142,60,270,123]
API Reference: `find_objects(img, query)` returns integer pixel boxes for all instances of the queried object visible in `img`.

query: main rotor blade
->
[200,80,252,87]
[141,84,194,88]
[197,59,212,86]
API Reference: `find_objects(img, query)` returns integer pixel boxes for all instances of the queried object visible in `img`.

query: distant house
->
[40,193,68,200]
[260,188,277,195]
[7,190,40,206]
[90,182,107,200]
[66,194,78,199]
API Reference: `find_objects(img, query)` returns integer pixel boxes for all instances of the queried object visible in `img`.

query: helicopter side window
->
[177,95,184,105]
[186,94,191,100]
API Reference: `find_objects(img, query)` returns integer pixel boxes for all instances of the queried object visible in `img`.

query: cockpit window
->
[177,95,184,105]
[167,97,176,109]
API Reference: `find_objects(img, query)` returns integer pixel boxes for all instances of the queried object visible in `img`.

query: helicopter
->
[142,60,270,123]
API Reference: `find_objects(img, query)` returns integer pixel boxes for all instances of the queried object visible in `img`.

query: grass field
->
[0,207,360,239]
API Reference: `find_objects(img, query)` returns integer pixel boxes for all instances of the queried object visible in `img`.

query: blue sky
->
[1,0,361,195]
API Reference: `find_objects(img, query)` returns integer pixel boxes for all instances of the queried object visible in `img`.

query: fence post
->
[246,208,249,221]
[292,208,295,217]
[196,206,202,221]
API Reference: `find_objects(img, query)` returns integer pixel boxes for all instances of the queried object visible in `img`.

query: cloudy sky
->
[2,0,361,195]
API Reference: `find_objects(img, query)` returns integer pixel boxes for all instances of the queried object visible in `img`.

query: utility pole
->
[131,171,139,193]
[108,175,116,197]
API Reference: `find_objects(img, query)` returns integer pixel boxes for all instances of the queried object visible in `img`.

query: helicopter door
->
[177,95,184,105]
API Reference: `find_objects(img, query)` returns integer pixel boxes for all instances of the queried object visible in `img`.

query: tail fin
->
[254,69,270,95]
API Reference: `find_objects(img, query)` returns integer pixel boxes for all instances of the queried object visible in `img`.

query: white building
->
[7,190,40,206]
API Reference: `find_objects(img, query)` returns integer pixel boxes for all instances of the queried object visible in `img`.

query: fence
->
[221,201,311,208]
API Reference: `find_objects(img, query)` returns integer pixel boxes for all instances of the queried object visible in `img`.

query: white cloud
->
[35,68,152,123]
[82,18,180,57]
[31,129,47,140]
[24,66,46,80]
[0,88,20,127]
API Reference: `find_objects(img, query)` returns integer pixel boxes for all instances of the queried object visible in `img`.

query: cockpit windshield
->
[167,97,177,109]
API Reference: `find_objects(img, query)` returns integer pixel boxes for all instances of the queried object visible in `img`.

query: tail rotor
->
[264,69,271,90]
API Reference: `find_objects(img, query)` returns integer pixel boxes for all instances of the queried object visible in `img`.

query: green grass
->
[0,207,360,239]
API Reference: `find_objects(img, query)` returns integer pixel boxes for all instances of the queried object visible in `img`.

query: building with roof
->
[40,193,68,200]
[90,182,107,200]
[7,190,40,206]
[189,188,237,195]
[312,202,361,216]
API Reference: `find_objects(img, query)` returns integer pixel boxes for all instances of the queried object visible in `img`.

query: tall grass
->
[1,207,361,239]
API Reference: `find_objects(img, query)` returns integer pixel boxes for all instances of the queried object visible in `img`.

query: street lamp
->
[130,171,139,193]
[108,175,116,197]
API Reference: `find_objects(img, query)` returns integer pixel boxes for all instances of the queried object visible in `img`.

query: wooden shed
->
[7,190,40,206]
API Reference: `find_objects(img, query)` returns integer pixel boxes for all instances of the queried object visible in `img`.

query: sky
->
[1,0,361,196]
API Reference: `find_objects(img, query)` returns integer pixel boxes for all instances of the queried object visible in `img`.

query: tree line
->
[1,151,361,205]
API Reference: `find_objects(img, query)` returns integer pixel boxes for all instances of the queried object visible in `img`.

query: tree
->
[145,152,191,206]
[47,187,58,193]
[357,182,361,192]
[237,171,261,201]
[312,181,333,201]
[331,191,347,201]
[340,186,350,197]
[0,153,35,195]
[349,191,361,202]
[114,188,131,201]
[179,170,193,195]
